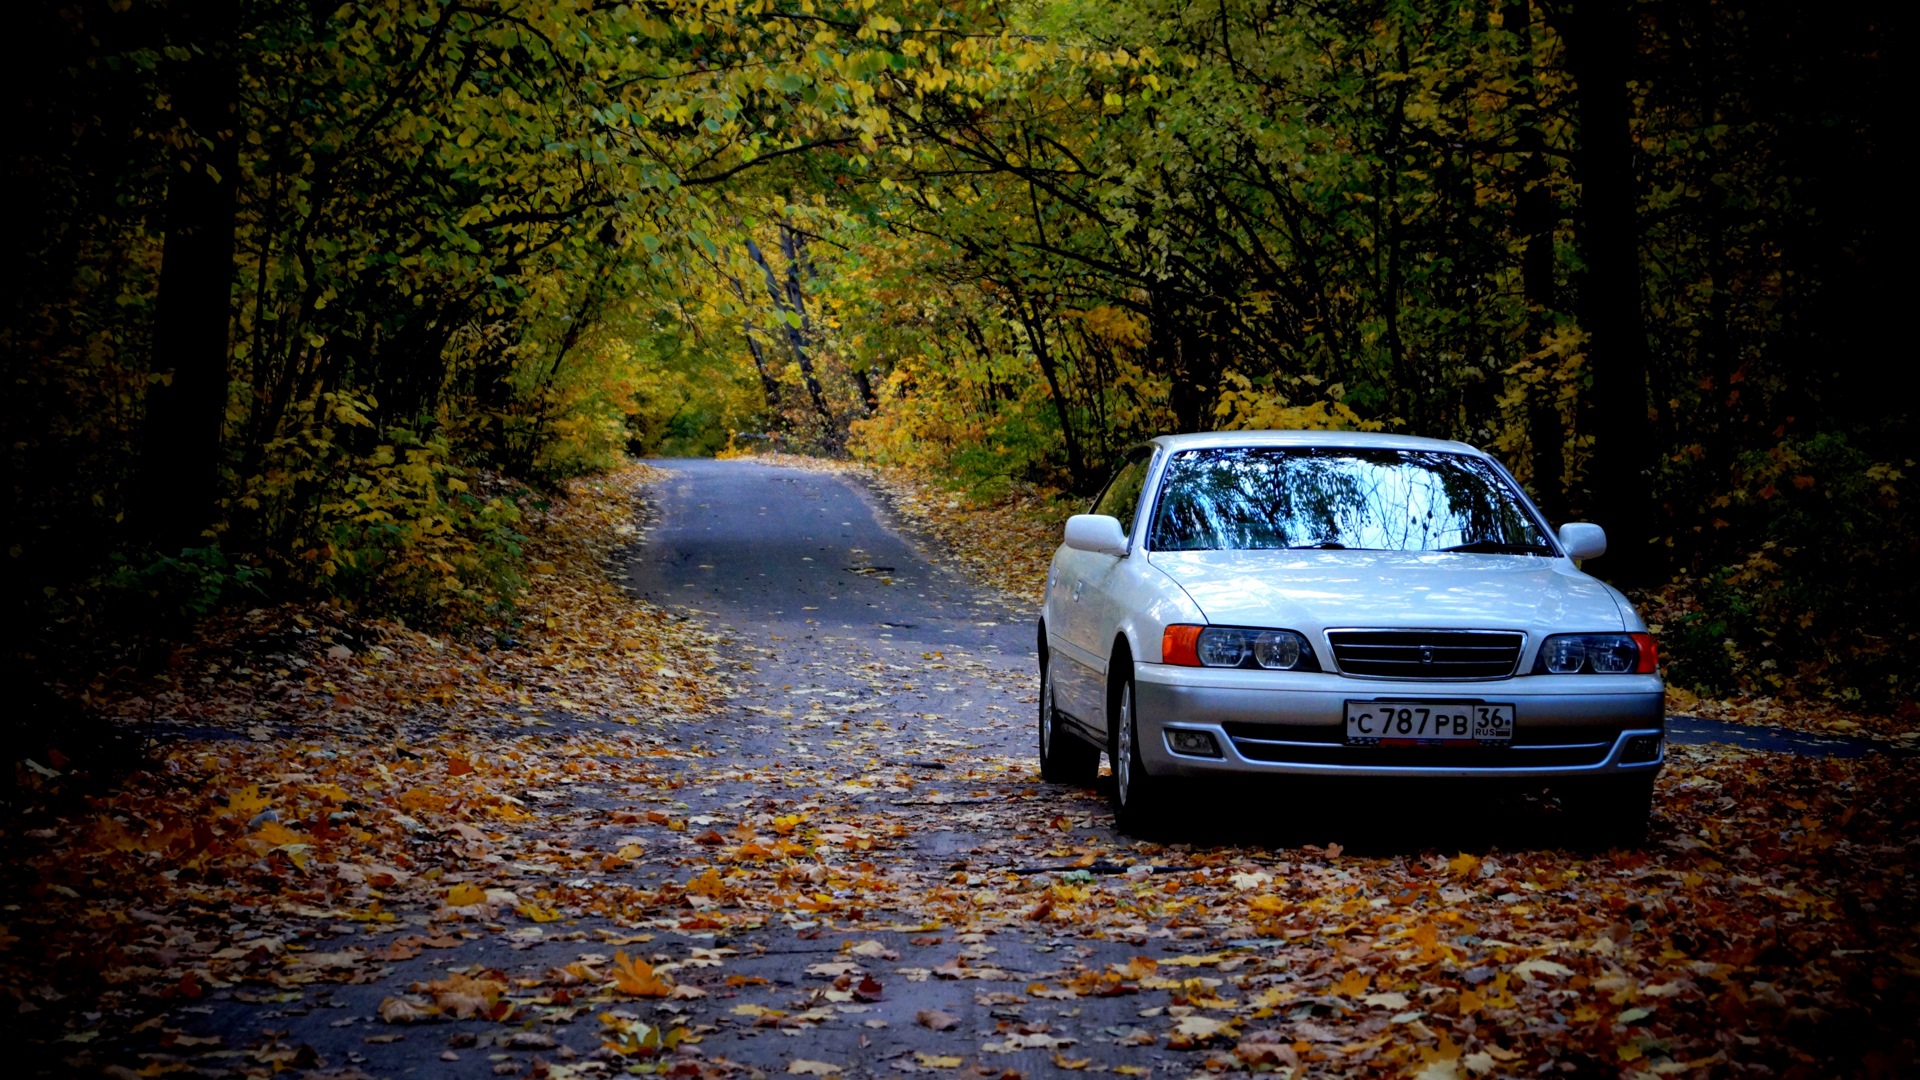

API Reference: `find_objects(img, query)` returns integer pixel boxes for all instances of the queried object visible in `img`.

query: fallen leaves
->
[0,464,734,1064]
[5,459,1918,1080]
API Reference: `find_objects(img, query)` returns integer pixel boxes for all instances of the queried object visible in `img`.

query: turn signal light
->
[1629,632,1659,674]
[1162,624,1203,666]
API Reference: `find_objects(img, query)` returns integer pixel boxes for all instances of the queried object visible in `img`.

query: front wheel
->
[1038,652,1099,785]
[1109,678,1166,835]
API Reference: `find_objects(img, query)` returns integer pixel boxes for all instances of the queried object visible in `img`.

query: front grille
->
[1223,722,1616,769]
[1220,722,1616,749]
[1229,739,1610,769]
[1327,630,1524,679]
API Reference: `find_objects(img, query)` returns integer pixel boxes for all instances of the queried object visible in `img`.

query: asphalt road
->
[629,458,1033,658]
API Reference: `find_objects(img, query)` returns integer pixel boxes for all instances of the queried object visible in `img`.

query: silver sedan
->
[1037,431,1664,839]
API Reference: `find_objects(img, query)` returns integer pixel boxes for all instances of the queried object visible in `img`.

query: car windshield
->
[1148,446,1553,553]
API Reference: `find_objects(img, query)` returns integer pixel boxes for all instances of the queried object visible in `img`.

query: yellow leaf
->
[226,785,270,816]
[246,821,312,848]
[446,883,488,907]
[516,903,563,923]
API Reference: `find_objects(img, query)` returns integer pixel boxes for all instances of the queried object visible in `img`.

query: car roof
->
[1147,430,1485,455]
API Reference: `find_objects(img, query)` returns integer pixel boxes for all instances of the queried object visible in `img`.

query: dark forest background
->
[3,0,1910,708]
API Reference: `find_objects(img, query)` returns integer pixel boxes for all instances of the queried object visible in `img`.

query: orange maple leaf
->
[610,950,673,997]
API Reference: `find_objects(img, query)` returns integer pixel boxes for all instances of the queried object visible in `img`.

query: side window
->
[1091,452,1153,537]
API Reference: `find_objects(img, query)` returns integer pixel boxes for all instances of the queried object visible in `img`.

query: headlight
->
[1196,627,1249,667]
[1253,631,1301,670]
[1163,626,1319,671]
[1533,633,1658,674]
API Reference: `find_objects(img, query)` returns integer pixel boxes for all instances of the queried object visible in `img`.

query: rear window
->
[1148,447,1551,554]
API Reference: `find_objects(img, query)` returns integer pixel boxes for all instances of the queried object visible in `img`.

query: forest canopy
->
[3,0,1909,707]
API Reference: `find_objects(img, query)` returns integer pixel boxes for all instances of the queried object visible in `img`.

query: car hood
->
[1147,549,1625,634]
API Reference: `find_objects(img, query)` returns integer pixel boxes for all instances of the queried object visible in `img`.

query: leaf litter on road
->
[2,460,1915,1079]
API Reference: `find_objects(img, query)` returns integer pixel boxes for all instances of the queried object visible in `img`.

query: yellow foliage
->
[1212,373,1388,432]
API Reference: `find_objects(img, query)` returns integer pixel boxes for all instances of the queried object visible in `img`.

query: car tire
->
[1109,677,1166,836]
[1561,774,1655,847]
[1038,651,1100,785]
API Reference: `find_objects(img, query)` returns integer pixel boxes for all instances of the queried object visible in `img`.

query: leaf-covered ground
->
[3,459,1916,1080]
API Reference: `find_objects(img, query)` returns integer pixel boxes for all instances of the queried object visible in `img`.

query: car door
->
[1054,449,1154,735]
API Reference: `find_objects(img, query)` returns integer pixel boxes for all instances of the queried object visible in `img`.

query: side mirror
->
[1558,522,1607,560]
[1063,514,1130,558]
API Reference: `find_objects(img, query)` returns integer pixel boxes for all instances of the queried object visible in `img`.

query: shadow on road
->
[1067,775,1661,858]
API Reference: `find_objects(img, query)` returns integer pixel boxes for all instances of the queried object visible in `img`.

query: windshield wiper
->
[1286,541,1348,549]
[1440,540,1555,555]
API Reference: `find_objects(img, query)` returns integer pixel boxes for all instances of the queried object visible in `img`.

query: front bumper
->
[1133,662,1666,779]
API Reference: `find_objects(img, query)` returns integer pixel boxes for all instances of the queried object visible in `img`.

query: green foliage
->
[234,393,526,624]
[100,546,269,634]
[310,441,527,627]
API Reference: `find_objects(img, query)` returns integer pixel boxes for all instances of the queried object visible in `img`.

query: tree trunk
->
[850,367,878,413]
[1560,1,1656,580]
[136,0,241,552]
[1166,314,1209,436]
[1507,0,1568,523]
[746,237,836,447]
[1006,282,1089,489]
[721,271,787,419]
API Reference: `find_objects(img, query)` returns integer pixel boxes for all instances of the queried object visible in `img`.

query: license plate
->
[1345,701,1514,744]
